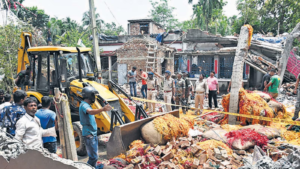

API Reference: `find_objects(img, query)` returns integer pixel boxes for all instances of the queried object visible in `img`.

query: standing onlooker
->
[0,89,5,104]
[207,71,219,109]
[261,71,271,91]
[151,68,175,112]
[264,69,280,99]
[0,90,27,136]
[174,73,186,114]
[146,72,158,113]
[137,69,148,99]
[79,86,112,167]
[15,98,56,149]
[127,67,137,97]
[182,71,192,113]
[0,94,12,112]
[171,74,177,111]
[193,74,208,115]
[35,96,57,153]
[47,29,51,45]
[293,73,300,120]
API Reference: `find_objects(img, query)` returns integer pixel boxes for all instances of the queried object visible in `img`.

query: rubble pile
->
[281,82,297,96]
[220,89,288,126]
[0,130,92,169]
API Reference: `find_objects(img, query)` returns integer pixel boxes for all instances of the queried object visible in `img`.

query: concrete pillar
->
[214,55,219,78]
[228,26,250,124]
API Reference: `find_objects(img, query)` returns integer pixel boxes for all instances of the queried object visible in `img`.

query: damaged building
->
[99,18,297,90]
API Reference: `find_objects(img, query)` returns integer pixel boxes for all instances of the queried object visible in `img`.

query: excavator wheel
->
[72,121,87,156]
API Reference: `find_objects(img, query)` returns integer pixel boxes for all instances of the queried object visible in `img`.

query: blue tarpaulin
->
[252,34,286,44]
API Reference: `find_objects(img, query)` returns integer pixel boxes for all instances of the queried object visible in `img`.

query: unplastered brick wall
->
[152,23,165,34]
[130,23,140,35]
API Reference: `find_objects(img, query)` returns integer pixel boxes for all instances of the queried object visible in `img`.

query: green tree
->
[47,17,63,44]
[148,0,179,31]
[232,0,300,35]
[62,17,79,31]
[82,8,103,28]
[56,29,92,48]
[102,22,125,36]
[0,22,34,93]
[189,0,226,31]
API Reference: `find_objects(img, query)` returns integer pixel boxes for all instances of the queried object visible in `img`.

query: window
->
[219,56,234,78]
[36,53,49,91]
[61,53,94,78]
[140,23,149,34]
[197,56,214,78]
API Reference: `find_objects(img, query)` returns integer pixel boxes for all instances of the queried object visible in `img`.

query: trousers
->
[129,82,137,97]
[175,96,186,114]
[43,142,57,154]
[141,84,147,98]
[147,90,157,112]
[84,135,98,167]
[163,92,172,112]
[195,93,205,112]
[208,90,218,108]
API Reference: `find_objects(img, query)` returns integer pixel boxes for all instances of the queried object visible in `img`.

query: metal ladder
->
[145,42,157,72]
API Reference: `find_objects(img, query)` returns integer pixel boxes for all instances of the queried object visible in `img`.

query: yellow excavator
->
[16,32,178,157]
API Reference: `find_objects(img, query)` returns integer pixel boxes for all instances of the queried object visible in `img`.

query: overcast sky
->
[22,0,239,30]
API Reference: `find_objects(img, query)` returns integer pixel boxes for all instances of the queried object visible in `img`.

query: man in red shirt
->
[137,69,148,99]
[207,71,219,109]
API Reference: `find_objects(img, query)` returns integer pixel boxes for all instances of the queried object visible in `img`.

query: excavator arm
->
[17,32,32,74]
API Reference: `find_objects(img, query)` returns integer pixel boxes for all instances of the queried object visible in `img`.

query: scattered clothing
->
[15,113,56,149]
[0,104,26,136]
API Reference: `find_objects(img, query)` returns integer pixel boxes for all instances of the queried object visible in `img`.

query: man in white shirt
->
[15,98,56,149]
[0,94,12,112]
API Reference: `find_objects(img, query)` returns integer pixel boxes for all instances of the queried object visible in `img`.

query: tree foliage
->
[0,22,34,93]
[148,0,179,31]
[189,0,226,31]
[232,0,300,35]
[56,29,92,48]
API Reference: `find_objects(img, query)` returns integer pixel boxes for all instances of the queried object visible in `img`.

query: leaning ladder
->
[145,42,157,72]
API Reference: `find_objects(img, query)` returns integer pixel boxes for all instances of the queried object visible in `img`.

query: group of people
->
[127,66,221,115]
[0,89,57,153]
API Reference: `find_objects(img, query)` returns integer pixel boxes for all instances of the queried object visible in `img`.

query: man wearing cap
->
[150,68,174,112]
[175,73,186,114]
[127,66,137,97]
[146,72,158,113]
[182,71,192,113]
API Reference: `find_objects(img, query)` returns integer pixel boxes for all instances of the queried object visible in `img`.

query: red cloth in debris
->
[287,51,300,77]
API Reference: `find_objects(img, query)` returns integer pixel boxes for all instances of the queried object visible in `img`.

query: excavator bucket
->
[107,110,179,158]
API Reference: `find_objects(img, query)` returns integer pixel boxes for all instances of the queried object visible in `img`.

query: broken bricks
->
[162,151,174,161]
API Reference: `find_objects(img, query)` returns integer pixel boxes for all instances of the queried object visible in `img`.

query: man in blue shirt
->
[79,86,112,167]
[0,90,27,136]
[35,96,57,153]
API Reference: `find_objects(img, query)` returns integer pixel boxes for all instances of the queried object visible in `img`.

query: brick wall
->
[152,23,165,34]
[129,23,140,35]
